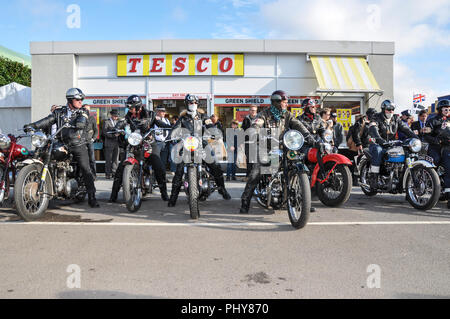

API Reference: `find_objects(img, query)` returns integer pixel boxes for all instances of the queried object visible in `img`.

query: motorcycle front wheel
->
[287,171,311,229]
[405,166,440,211]
[123,164,142,213]
[187,166,199,219]
[14,164,51,221]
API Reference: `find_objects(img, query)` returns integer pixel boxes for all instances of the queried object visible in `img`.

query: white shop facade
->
[31,39,394,149]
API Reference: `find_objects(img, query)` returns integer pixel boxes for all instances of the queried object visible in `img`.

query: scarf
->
[270,105,286,121]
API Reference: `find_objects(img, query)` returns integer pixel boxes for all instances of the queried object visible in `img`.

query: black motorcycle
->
[253,130,311,229]
[14,123,87,221]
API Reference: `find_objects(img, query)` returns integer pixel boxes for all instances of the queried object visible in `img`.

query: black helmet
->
[270,90,289,103]
[184,94,199,107]
[381,99,396,111]
[66,88,85,101]
[437,99,450,110]
[366,108,377,120]
[126,95,142,110]
[301,98,318,109]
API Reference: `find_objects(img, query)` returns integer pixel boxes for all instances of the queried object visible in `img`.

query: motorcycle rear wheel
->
[359,159,378,196]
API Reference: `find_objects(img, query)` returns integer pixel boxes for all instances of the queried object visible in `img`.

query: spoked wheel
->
[287,171,311,229]
[317,162,352,207]
[187,166,199,219]
[359,159,378,196]
[254,178,268,208]
[14,164,51,221]
[123,164,142,213]
[406,166,440,210]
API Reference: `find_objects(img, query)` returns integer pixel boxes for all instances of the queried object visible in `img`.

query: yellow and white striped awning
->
[310,56,382,94]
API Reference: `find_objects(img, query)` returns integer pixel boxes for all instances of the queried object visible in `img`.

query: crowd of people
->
[24,88,450,211]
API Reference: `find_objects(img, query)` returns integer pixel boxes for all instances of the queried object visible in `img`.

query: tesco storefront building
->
[30,39,394,146]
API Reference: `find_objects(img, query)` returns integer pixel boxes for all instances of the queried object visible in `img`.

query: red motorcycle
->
[0,131,31,205]
[305,132,352,207]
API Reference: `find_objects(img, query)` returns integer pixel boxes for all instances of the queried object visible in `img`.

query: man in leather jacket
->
[367,100,418,187]
[167,94,231,207]
[23,88,100,208]
[109,95,172,202]
[424,99,450,208]
[239,90,315,214]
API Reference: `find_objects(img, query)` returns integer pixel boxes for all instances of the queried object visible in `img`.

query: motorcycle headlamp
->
[128,132,143,146]
[183,136,200,152]
[31,132,48,148]
[283,130,304,151]
[0,134,11,150]
[408,138,422,153]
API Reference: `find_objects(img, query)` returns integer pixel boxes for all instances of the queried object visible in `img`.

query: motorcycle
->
[168,133,223,220]
[305,130,353,207]
[358,138,440,210]
[14,123,88,221]
[116,124,169,213]
[0,131,32,205]
[253,130,311,229]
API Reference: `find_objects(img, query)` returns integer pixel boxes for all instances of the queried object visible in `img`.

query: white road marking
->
[1,221,450,227]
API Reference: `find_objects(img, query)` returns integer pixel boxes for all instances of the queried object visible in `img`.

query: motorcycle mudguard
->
[402,160,437,190]
[124,158,138,165]
[16,159,44,168]
[311,153,352,187]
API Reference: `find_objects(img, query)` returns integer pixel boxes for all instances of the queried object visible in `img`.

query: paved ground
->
[0,175,449,299]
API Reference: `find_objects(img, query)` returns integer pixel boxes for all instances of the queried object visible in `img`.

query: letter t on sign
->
[128,58,142,73]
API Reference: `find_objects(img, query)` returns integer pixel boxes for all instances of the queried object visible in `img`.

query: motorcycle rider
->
[297,98,325,137]
[108,95,172,202]
[167,94,231,207]
[23,88,100,208]
[239,90,315,214]
[367,100,418,188]
[424,99,450,209]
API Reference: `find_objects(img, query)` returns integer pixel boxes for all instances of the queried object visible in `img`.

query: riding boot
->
[239,198,250,214]
[109,181,121,203]
[88,193,100,208]
[218,186,231,200]
[168,193,177,207]
[369,173,379,189]
[159,183,169,201]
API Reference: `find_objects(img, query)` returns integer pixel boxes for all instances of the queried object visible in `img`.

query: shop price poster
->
[337,108,352,131]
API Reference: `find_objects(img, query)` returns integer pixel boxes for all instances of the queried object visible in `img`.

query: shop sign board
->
[84,96,147,108]
[214,96,319,108]
[117,54,244,76]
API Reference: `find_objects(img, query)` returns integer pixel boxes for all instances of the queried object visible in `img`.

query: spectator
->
[225,119,240,181]
[210,114,225,138]
[411,110,429,141]
[319,108,333,130]
[330,112,344,147]
[153,106,171,170]
[398,110,412,141]
[102,109,120,179]
[241,105,258,181]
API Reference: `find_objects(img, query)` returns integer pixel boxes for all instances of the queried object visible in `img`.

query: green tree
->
[0,56,31,87]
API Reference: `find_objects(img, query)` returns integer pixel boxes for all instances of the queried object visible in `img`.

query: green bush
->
[0,56,31,87]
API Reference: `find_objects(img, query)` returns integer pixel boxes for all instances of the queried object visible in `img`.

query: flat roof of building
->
[30,39,395,55]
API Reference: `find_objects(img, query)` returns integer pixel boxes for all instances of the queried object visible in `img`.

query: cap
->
[110,109,119,116]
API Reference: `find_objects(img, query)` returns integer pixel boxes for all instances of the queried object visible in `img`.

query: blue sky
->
[1,0,449,110]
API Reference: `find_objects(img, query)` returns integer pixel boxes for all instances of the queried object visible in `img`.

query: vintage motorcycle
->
[305,130,353,207]
[14,123,88,221]
[0,131,32,205]
[253,130,311,229]
[358,138,440,210]
[168,133,224,220]
[116,123,169,213]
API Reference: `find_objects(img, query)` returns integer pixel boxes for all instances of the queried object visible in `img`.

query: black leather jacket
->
[125,109,171,132]
[297,112,325,137]
[169,110,214,141]
[424,114,450,147]
[368,112,417,145]
[27,105,89,147]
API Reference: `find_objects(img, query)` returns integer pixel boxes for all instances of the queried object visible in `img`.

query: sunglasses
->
[385,108,395,112]
[442,108,449,112]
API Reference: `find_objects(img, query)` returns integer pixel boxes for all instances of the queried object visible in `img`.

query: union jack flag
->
[413,94,426,104]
